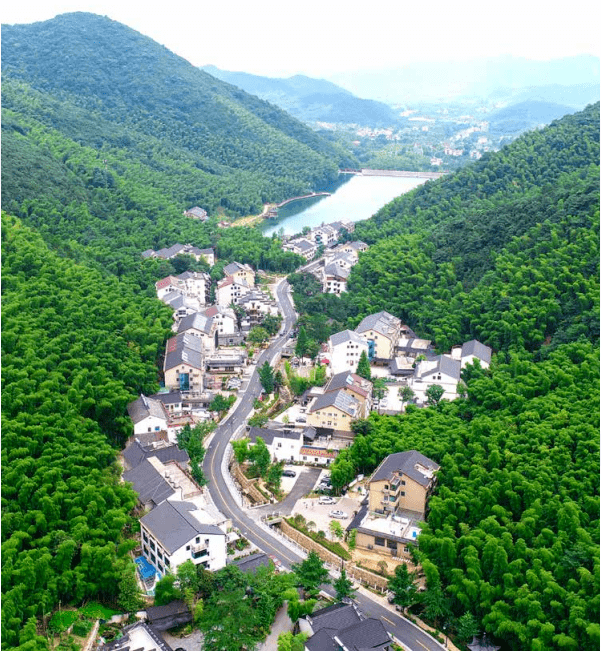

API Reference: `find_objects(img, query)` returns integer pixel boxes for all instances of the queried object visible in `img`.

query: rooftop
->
[356,311,401,338]
[370,450,440,487]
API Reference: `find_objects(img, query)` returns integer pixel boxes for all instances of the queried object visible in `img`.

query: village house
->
[177,312,218,353]
[144,243,214,264]
[282,238,318,260]
[306,389,361,433]
[202,305,242,346]
[183,206,208,221]
[450,339,492,369]
[300,602,392,651]
[99,621,172,651]
[327,330,370,375]
[299,445,338,466]
[322,262,350,295]
[236,289,279,327]
[246,426,303,463]
[355,311,403,362]
[176,270,211,304]
[160,291,201,322]
[310,224,338,247]
[323,371,372,418]
[409,354,462,404]
[223,261,255,288]
[140,499,227,575]
[122,437,189,474]
[163,333,204,393]
[216,276,251,307]
[127,395,169,436]
[155,275,186,300]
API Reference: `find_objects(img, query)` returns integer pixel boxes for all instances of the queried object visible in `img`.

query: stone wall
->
[231,461,269,505]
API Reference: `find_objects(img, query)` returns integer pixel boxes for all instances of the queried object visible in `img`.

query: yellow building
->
[355,311,402,362]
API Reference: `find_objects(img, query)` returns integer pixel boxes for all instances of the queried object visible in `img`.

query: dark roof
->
[325,371,371,397]
[148,390,183,406]
[346,503,368,532]
[462,339,492,364]
[310,390,360,417]
[127,395,168,424]
[123,440,189,470]
[420,355,461,380]
[164,333,204,371]
[309,602,362,633]
[336,617,392,650]
[229,552,272,574]
[324,263,350,279]
[356,311,401,338]
[123,459,174,506]
[177,312,214,335]
[370,451,440,487]
[140,500,224,554]
[146,600,192,630]
[305,628,340,651]
[100,622,172,651]
[247,427,302,446]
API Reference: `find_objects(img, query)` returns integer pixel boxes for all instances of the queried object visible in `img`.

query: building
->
[216,276,251,307]
[236,289,279,326]
[163,333,204,393]
[307,389,361,432]
[177,271,211,304]
[310,224,338,247]
[322,262,350,295]
[155,275,186,300]
[367,450,440,516]
[300,602,392,651]
[355,311,403,362]
[298,446,338,466]
[410,355,462,403]
[327,330,370,375]
[100,622,172,651]
[140,499,227,575]
[160,291,201,322]
[223,261,255,288]
[145,600,192,631]
[177,312,218,353]
[323,371,372,418]
[450,339,492,369]
[147,243,213,263]
[282,238,318,260]
[127,395,169,436]
[183,206,208,221]
[246,426,303,462]
[202,306,242,346]
[122,438,189,473]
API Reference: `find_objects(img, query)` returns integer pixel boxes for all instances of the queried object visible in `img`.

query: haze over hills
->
[328,54,600,105]
[202,65,403,126]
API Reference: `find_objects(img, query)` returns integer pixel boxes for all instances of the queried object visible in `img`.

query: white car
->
[319,496,336,505]
[328,510,348,519]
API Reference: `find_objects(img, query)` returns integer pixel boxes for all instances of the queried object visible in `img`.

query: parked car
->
[296,416,307,423]
[282,470,296,477]
[328,510,348,519]
[319,496,336,505]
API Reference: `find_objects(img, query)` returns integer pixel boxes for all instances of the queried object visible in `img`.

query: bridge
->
[276,191,331,208]
[339,168,446,179]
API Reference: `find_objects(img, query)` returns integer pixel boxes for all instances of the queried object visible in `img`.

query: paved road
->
[202,279,445,651]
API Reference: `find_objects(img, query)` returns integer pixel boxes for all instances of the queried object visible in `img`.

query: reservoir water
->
[260,174,430,237]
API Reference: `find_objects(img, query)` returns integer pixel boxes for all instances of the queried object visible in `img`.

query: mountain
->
[329,55,600,104]
[1,12,355,220]
[202,65,402,126]
[487,100,577,134]
[487,82,600,109]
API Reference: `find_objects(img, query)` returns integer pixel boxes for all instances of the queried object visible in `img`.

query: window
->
[387,540,398,550]
[164,557,170,567]
[150,540,156,551]
[401,480,406,486]
[384,484,389,490]
[374,537,386,547]
[401,491,406,496]
[142,532,148,542]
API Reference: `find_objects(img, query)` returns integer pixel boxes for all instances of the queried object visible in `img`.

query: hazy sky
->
[2,0,600,78]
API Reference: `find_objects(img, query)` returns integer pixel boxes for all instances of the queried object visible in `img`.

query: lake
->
[260,174,430,237]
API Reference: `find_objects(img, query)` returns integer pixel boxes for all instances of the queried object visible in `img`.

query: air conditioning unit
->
[367,545,373,550]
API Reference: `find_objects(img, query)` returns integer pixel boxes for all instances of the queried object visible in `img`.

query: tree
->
[248,326,269,346]
[118,563,144,613]
[329,520,344,540]
[425,384,445,407]
[422,577,450,629]
[154,574,182,606]
[231,438,249,464]
[295,326,310,358]
[347,529,357,552]
[388,563,418,613]
[456,612,479,644]
[356,350,372,380]
[248,437,271,478]
[292,551,329,598]
[399,386,415,409]
[372,377,387,401]
[209,393,234,413]
[334,568,356,601]
[262,313,282,336]
[258,361,275,394]
[278,631,309,651]
[266,461,284,491]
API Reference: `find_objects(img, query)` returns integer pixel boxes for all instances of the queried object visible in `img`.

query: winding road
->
[202,279,445,651]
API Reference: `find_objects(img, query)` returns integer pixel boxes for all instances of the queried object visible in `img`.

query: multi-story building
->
[327,330,369,375]
[355,311,403,362]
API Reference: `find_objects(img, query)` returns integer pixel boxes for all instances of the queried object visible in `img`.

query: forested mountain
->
[487,100,577,135]
[202,66,402,126]
[289,104,599,650]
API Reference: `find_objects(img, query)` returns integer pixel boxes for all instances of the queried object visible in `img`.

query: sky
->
[1,0,600,78]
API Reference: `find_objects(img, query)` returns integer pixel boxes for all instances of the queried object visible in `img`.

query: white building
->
[177,312,218,353]
[127,395,169,436]
[322,262,350,295]
[247,427,303,463]
[410,355,462,404]
[177,271,211,304]
[140,499,227,575]
[450,339,492,369]
[216,277,251,306]
[327,330,369,375]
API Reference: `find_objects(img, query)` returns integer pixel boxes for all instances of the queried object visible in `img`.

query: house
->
[145,600,192,631]
[306,389,361,432]
[163,333,204,393]
[323,371,372,418]
[236,289,279,326]
[310,224,338,247]
[122,458,177,510]
[451,339,492,369]
[247,426,303,462]
[299,446,338,466]
[410,355,462,403]
[177,312,218,353]
[282,238,318,261]
[300,602,392,651]
[322,262,350,295]
[100,621,172,651]
[355,311,403,362]
[395,336,433,358]
[155,275,186,300]
[216,276,251,307]
[140,499,227,575]
[160,291,201,322]
[150,243,212,262]
[184,206,208,221]
[229,552,273,574]
[127,395,169,437]
[327,330,369,375]
[205,351,246,375]
[367,450,440,516]
[177,271,211,303]
[122,439,189,473]
[202,305,242,346]
[223,261,255,288]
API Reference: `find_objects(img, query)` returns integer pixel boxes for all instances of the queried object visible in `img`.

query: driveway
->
[254,467,321,516]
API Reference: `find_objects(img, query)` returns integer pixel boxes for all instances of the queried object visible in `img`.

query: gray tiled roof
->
[123,459,175,506]
[325,371,371,395]
[156,243,185,259]
[177,271,210,282]
[324,263,350,279]
[177,312,214,335]
[310,389,360,417]
[123,440,189,470]
[247,427,302,447]
[305,628,339,651]
[127,395,168,424]
[164,333,204,371]
[161,291,185,308]
[421,355,461,380]
[336,617,392,650]
[462,339,492,364]
[229,552,272,574]
[140,500,224,554]
[224,261,252,276]
[148,391,183,406]
[309,603,362,633]
[356,311,401,337]
[330,330,367,347]
[370,450,440,487]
